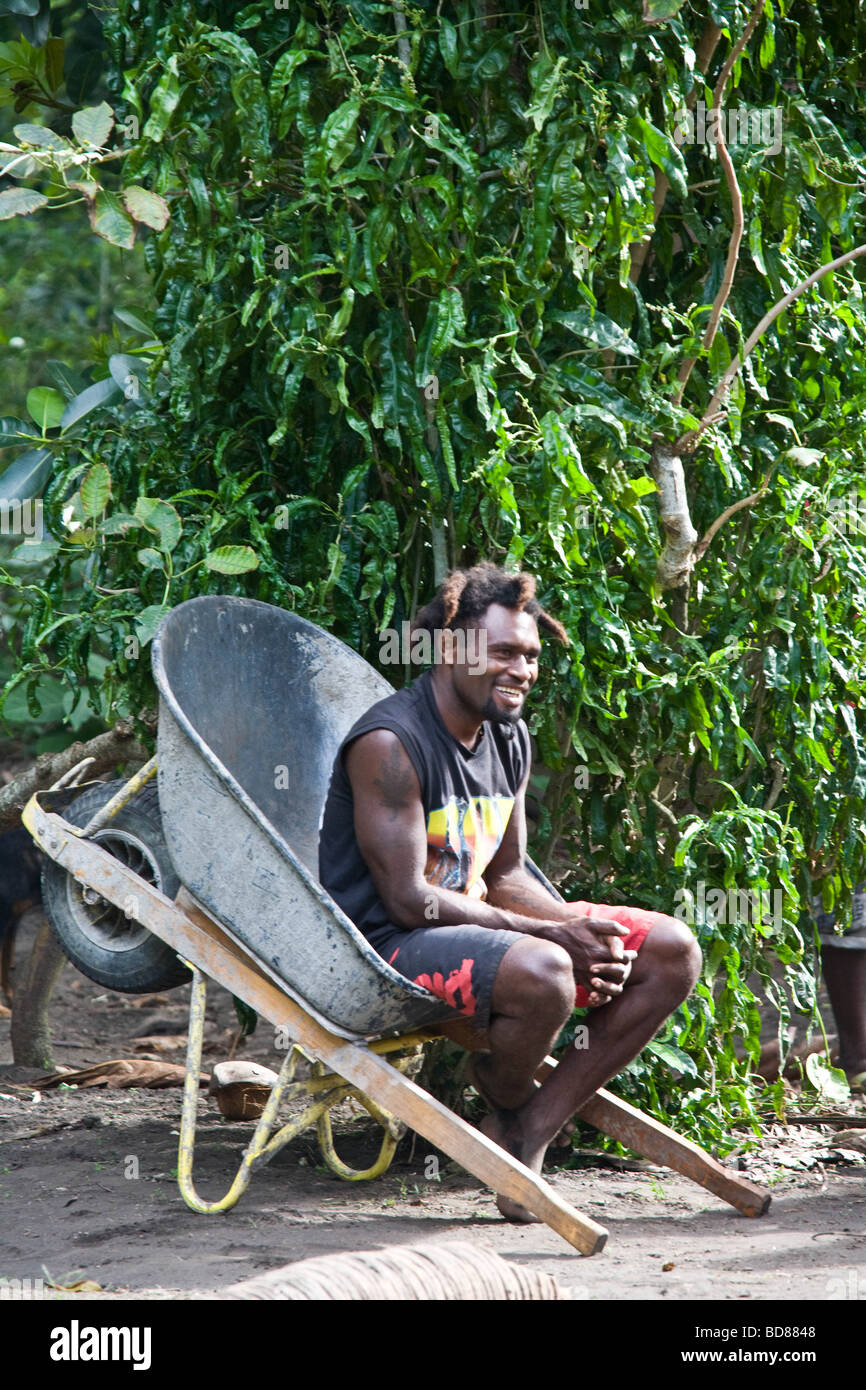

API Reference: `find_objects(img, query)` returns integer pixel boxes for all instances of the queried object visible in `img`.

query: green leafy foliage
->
[643,0,686,22]
[80,461,111,517]
[204,545,259,575]
[26,385,64,430]
[0,185,45,216]
[803,1052,850,1106]
[71,101,113,148]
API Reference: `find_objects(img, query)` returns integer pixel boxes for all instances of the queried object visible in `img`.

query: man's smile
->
[492,685,527,707]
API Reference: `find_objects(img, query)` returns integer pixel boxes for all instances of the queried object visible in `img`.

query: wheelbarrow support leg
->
[177,967,356,1214]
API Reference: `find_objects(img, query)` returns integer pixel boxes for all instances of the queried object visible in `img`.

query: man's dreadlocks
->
[412,562,569,646]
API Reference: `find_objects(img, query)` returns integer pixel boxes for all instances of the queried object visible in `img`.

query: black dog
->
[0,826,44,1004]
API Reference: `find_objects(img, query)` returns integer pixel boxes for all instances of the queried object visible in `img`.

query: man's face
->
[445,603,540,725]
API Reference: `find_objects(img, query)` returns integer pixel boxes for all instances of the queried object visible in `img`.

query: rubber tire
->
[41,779,191,994]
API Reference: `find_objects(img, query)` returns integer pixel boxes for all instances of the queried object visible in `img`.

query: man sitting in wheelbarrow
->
[319,562,701,1221]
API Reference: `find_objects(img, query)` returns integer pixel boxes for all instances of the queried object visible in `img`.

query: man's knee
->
[643,916,702,985]
[493,936,574,1018]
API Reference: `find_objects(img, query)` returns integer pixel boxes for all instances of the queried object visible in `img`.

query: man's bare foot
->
[467,1055,575,1147]
[478,1110,544,1223]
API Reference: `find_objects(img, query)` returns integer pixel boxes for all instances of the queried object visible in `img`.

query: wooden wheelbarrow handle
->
[537,1059,771,1218]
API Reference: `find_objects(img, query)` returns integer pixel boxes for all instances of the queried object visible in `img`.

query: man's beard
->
[481,695,524,725]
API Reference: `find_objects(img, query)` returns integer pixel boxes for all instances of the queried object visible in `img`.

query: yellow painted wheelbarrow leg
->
[178,972,431,1201]
[316,1092,400,1182]
[177,967,354,1214]
[312,1036,432,1182]
[76,755,158,837]
[315,1059,417,1182]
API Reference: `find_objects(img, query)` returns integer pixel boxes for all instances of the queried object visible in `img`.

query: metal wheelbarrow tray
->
[23,596,769,1253]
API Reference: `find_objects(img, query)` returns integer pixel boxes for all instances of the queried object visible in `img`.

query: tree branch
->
[694,490,764,561]
[650,794,679,828]
[629,19,722,284]
[710,0,766,111]
[677,242,866,453]
[673,0,764,404]
[763,758,785,812]
[0,717,153,833]
[674,133,744,404]
[393,1,411,69]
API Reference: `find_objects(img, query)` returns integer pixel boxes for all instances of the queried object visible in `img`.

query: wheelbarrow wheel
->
[41,779,191,994]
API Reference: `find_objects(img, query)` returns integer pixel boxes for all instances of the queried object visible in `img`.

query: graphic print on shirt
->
[424,795,514,897]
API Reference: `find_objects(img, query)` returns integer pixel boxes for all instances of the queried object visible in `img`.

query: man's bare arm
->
[345,730,572,933]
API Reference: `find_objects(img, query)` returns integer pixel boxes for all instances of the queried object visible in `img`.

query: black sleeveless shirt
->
[318,670,531,940]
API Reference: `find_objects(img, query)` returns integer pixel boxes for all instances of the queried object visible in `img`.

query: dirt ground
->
[2,910,865,1303]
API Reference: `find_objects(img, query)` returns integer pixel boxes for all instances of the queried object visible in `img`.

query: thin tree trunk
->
[650,435,698,590]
